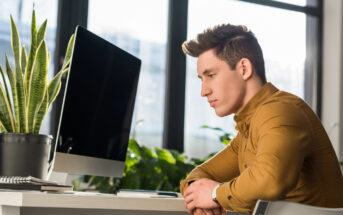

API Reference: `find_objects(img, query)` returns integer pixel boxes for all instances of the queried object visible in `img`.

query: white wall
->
[322,0,343,161]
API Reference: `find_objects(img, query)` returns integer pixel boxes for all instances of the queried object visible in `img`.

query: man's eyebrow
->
[197,69,211,79]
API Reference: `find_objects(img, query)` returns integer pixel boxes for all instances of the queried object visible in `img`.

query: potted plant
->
[0,9,75,180]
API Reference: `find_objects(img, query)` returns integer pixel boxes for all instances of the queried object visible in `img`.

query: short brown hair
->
[182,23,266,83]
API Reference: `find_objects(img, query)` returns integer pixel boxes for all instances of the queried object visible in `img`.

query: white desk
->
[0,191,188,215]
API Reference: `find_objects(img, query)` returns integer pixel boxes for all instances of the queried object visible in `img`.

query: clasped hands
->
[184,178,226,215]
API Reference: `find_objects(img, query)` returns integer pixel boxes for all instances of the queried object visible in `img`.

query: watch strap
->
[212,183,223,204]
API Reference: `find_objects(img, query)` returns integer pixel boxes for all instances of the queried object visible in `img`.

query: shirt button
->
[227,195,232,200]
[244,164,248,168]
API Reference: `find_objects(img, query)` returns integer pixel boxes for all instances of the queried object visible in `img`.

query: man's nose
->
[201,83,211,97]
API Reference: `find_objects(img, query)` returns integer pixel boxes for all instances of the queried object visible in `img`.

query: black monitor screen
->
[57,26,141,162]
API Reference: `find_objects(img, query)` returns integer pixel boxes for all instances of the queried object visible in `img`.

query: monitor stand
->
[49,171,79,185]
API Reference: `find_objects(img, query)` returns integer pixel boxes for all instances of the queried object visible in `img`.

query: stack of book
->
[0,176,73,192]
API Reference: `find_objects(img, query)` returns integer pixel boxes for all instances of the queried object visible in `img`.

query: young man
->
[180,24,343,215]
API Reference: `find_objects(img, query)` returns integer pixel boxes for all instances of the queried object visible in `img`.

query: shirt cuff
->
[216,180,252,212]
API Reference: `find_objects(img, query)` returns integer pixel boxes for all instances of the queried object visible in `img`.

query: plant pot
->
[0,133,54,180]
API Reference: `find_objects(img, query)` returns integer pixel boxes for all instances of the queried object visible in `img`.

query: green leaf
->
[120,172,141,189]
[128,139,141,157]
[10,16,22,73]
[62,34,75,70]
[47,67,68,105]
[141,146,156,159]
[222,138,231,145]
[37,19,47,46]
[170,149,187,163]
[49,81,61,106]
[21,46,28,101]
[15,66,26,133]
[125,154,138,171]
[27,41,48,133]
[191,157,206,166]
[5,55,19,132]
[33,87,48,133]
[155,148,176,164]
[0,82,15,132]
[201,125,224,132]
[0,66,12,112]
[0,120,7,132]
[11,15,27,133]
[24,9,37,98]
[21,45,27,75]
[45,33,74,107]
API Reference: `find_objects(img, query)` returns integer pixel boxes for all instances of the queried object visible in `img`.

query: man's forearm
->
[180,137,240,195]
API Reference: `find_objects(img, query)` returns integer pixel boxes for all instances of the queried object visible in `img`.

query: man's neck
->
[241,79,264,108]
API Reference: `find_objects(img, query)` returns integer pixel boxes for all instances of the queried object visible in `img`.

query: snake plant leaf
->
[24,9,37,97]
[48,52,51,71]
[27,41,48,133]
[21,45,27,98]
[0,120,7,133]
[10,16,22,73]
[5,55,19,132]
[49,81,61,106]
[0,66,12,111]
[61,59,71,72]
[62,34,75,70]
[47,67,68,105]
[33,87,48,134]
[11,15,27,133]
[0,82,15,132]
[21,45,27,75]
[37,19,47,46]
[15,61,27,133]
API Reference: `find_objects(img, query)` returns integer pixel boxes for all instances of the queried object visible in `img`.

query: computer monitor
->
[51,26,141,179]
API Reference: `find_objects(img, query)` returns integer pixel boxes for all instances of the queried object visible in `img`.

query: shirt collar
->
[234,83,279,133]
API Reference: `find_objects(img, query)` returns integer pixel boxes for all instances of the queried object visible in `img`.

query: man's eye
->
[208,74,215,78]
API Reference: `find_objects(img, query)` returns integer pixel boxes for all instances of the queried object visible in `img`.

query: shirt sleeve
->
[216,102,312,212]
[180,134,241,195]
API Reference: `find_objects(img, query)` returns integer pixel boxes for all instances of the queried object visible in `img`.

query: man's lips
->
[208,99,217,107]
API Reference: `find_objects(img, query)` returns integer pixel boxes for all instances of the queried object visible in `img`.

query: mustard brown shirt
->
[180,83,343,213]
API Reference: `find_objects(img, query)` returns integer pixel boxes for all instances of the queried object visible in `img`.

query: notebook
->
[0,176,58,185]
[0,176,73,191]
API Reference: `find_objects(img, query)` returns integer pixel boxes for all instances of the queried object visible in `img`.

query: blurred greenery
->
[73,125,232,193]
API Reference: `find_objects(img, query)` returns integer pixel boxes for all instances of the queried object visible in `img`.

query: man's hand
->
[184,178,222,214]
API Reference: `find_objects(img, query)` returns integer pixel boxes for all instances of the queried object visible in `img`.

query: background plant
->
[73,125,233,193]
[0,9,74,133]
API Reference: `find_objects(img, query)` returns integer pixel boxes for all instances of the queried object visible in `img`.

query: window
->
[87,0,168,148]
[0,0,58,135]
[49,0,321,156]
[185,0,307,158]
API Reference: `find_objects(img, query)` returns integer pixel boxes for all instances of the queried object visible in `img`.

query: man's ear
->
[238,58,253,81]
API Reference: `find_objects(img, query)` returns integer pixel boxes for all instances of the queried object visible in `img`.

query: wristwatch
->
[212,183,222,204]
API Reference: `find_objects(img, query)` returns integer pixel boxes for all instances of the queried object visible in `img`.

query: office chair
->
[252,200,343,215]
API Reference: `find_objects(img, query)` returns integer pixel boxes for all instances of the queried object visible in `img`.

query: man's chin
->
[214,109,231,117]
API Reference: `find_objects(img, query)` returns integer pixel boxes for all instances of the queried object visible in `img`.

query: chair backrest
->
[252,200,343,215]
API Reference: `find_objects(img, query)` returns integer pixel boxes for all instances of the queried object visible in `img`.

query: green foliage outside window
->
[72,126,232,193]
